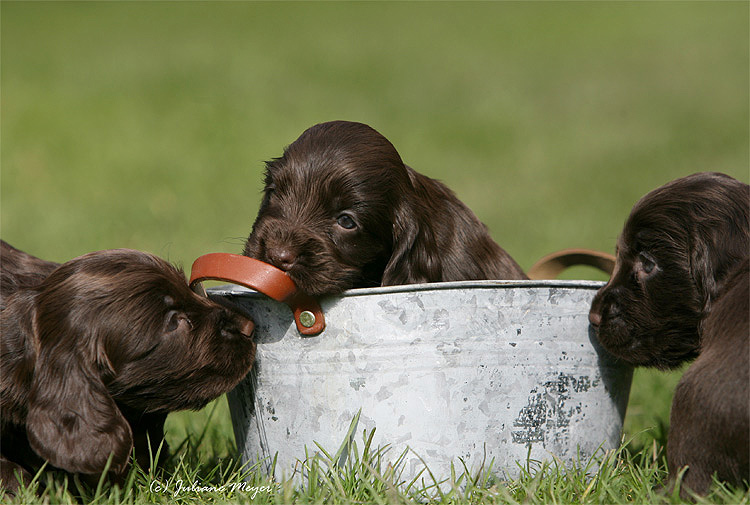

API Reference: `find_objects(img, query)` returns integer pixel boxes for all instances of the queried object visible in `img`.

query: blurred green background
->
[2,1,748,453]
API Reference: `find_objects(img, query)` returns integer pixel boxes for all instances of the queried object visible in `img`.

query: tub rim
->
[207,278,606,299]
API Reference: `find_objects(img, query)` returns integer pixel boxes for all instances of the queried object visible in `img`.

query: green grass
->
[1,1,748,503]
[3,409,749,504]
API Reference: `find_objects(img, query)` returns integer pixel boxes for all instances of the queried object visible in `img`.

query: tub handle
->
[189,253,325,336]
[527,248,616,280]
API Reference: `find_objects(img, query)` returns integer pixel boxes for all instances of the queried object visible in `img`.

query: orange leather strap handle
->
[189,253,325,336]
[527,248,616,280]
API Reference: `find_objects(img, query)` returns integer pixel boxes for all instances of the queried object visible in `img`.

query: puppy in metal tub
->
[243,120,526,295]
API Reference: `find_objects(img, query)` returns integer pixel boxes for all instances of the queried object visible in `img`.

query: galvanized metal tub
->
[216,280,632,483]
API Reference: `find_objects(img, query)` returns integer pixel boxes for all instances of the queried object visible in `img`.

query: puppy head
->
[26,249,255,475]
[589,172,749,369]
[243,121,410,295]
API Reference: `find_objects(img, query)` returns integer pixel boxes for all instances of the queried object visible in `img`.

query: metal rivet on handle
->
[299,311,316,328]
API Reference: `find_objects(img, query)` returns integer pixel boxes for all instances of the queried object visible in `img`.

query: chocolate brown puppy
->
[1,243,256,493]
[588,172,749,495]
[243,121,526,296]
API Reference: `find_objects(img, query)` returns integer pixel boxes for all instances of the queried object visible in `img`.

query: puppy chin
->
[597,320,698,369]
[593,319,637,361]
[285,264,363,296]
[596,329,654,367]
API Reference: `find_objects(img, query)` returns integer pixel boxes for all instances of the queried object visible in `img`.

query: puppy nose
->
[268,248,297,271]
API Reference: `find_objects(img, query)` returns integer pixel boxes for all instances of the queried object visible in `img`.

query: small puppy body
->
[588,172,749,495]
[668,259,749,495]
[243,121,526,296]
[0,243,256,493]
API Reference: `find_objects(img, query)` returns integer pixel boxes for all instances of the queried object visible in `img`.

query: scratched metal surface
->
[215,280,633,483]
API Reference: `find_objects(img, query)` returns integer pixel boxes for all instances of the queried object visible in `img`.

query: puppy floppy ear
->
[382,197,440,286]
[690,223,749,315]
[689,235,719,314]
[26,321,133,476]
[688,178,750,314]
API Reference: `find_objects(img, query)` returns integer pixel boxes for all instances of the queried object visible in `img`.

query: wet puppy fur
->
[243,120,526,296]
[0,242,256,494]
[589,172,749,496]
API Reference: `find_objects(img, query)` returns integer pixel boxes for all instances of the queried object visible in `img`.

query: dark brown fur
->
[667,259,749,496]
[0,242,256,494]
[588,172,750,495]
[243,121,526,296]
[0,241,59,294]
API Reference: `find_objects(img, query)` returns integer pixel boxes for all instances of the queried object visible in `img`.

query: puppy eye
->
[165,310,193,333]
[336,213,357,230]
[638,253,657,276]
[642,258,655,274]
